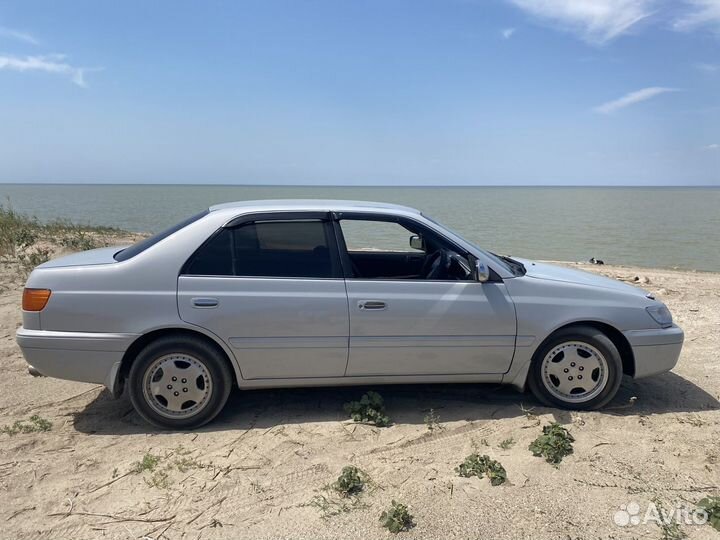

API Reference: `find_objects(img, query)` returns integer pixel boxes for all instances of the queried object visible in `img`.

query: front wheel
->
[128,335,232,429]
[527,326,623,410]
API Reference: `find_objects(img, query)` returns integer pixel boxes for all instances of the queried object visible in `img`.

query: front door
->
[336,215,516,376]
[178,214,349,380]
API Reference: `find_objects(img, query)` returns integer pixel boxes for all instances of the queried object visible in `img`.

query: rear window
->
[184,220,335,278]
[114,210,209,262]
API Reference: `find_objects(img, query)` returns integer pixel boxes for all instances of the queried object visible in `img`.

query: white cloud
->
[506,0,656,44]
[0,54,87,86]
[674,0,720,31]
[703,143,720,150]
[501,27,517,39]
[695,62,719,72]
[0,26,38,45]
[593,87,678,114]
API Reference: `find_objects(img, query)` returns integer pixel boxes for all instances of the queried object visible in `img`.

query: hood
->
[514,258,649,297]
[37,246,129,269]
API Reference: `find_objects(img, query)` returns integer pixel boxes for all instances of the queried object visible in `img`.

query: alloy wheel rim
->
[142,353,213,419]
[540,341,609,403]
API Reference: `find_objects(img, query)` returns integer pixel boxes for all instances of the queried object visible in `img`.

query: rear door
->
[178,213,350,380]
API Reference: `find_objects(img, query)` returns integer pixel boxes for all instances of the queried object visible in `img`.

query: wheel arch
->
[113,326,241,397]
[535,320,635,377]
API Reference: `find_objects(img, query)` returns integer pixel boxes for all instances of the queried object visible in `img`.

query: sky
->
[0,0,718,186]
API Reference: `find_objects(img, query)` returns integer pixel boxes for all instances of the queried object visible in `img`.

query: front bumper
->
[624,325,684,379]
[16,328,138,392]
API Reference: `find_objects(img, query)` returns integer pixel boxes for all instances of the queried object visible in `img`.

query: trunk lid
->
[37,246,129,269]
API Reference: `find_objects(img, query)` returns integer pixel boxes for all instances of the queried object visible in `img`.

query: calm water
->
[1,184,718,271]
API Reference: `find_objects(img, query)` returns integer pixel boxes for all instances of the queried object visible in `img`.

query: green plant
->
[697,496,720,532]
[145,469,171,489]
[59,229,103,252]
[498,437,515,449]
[455,454,507,486]
[0,200,39,258]
[344,391,390,427]
[424,408,443,432]
[132,452,160,473]
[653,499,686,540]
[1,414,53,435]
[529,423,574,465]
[333,466,366,496]
[306,494,368,518]
[17,248,51,276]
[175,456,204,473]
[379,500,413,533]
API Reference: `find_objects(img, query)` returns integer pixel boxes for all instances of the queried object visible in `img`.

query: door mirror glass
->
[409,234,424,251]
[475,260,490,283]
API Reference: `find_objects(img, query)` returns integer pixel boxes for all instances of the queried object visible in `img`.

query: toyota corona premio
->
[16,200,684,429]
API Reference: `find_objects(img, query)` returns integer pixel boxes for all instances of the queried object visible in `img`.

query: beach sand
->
[1,244,718,539]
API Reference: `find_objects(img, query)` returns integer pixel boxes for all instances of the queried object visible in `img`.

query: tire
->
[527,326,622,410]
[128,335,233,429]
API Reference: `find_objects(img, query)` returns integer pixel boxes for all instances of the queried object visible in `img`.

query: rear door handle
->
[192,297,219,308]
[358,300,387,310]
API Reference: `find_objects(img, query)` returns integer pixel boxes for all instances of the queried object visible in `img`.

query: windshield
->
[114,210,209,262]
[420,214,523,276]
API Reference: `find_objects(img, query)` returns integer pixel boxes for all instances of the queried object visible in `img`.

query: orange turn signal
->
[22,288,52,312]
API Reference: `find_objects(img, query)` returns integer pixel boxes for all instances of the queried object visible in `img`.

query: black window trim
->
[332,211,501,282]
[180,211,343,280]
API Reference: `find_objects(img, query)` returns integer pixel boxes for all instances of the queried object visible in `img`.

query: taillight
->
[22,288,52,311]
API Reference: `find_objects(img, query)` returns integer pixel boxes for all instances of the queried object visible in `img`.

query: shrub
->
[456,453,507,486]
[379,500,413,533]
[344,391,390,427]
[529,422,574,464]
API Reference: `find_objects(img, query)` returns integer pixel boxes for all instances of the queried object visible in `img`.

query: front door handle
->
[192,297,219,308]
[358,300,387,310]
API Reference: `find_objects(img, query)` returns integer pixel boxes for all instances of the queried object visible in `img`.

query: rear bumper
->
[624,325,684,379]
[16,328,138,392]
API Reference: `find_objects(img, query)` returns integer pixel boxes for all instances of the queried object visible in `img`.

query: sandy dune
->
[1,259,718,540]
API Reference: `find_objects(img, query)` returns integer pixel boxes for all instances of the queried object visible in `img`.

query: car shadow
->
[71,370,718,436]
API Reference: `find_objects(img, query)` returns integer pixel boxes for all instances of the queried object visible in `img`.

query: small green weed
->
[333,465,367,496]
[132,453,160,473]
[529,422,574,465]
[1,415,52,436]
[423,408,443,432]
[379,500,413,533]
[456,453,507,486]
[344,391,390,427]
[145,469,171,489]
[304,466,371,518]
[654,499,687,540]
[697,496,720,532]
[498,437,515,450]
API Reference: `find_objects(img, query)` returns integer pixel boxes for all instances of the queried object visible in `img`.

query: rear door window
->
[184,219,337,278]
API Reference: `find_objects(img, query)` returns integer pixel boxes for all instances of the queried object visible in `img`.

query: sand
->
[1,251,718,540]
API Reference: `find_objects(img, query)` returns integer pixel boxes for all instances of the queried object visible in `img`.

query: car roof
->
[209,199,421,216]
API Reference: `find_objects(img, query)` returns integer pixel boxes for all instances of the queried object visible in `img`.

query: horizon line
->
[0,182,718,188]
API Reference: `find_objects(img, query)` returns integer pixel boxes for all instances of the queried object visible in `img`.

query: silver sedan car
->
[17,200,684,429]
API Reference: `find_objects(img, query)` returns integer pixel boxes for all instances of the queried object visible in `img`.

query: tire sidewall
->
[128,336,232,429]
[528,327,623,410]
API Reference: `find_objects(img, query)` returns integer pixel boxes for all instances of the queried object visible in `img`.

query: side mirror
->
[409,235,424,251]
[475,260,490,283]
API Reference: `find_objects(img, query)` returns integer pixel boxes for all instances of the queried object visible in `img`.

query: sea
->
[1,184,718,272]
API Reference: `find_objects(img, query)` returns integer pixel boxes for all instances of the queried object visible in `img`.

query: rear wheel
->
[527,326,622,410]
[128,335,232,429]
